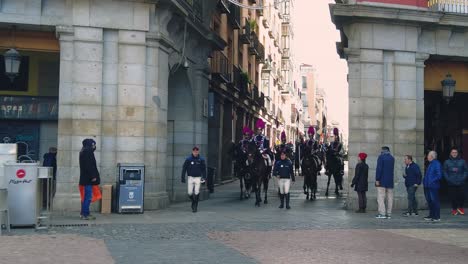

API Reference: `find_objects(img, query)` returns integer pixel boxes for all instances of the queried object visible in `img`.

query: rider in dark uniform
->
[294,133,305,175]
[234,126,253,178]
[251,119,273,168]
[275,131,293,161]
[327,128,344,189]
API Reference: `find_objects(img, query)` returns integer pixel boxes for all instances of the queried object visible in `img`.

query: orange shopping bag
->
[79,185,102,203]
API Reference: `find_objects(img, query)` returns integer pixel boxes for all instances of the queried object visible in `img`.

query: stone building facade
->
[0,0,224,211]
[331,0,468,210]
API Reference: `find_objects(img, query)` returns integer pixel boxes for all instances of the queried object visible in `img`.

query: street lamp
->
[4,48,21,82]
[441,73,456,104]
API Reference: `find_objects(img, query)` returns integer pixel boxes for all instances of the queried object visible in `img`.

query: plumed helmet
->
[255,119,265,130]
[281,131,286,140]
[243,126,252,136]
[333,128,339,136]
[308,126,315,135]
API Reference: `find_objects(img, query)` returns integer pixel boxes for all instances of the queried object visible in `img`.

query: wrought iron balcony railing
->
[217,0,230,13]
[429,0,468,14]
[240,18,252,44]
[210,51,231,83]
[228,3,241,29]
[181,0,203,21]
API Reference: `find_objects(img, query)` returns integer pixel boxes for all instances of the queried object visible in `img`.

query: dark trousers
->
[406,185,418,213]
[424,188,440,219]
[357,191,367,209]
[448,185,465,210]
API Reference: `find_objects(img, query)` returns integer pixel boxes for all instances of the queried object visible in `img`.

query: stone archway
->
[167,67,195,201]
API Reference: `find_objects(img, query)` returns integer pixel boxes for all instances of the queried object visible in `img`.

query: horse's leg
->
[240,175,244,200]
[334,173,340,196]
[255,184,261,207]
[263,175,269,204]
[326,173,331,196]
[303,169,307,195]
[312,174,317,200]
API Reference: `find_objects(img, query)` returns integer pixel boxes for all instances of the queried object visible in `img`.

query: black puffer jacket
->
[79,147,100,185]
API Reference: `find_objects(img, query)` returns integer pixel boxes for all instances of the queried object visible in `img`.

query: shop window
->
[0,55,29,92]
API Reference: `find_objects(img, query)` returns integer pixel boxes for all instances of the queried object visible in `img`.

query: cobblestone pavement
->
[2,171,468,264]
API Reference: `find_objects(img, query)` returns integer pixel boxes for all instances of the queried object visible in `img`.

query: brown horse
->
[246,142,270,207]
[301,145,321,200]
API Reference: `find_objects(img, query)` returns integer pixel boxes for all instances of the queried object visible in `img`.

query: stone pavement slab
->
[209,229,468,264]
[0,234,114,264]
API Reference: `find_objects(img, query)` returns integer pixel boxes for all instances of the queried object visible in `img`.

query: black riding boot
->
[279,194,284,208]
[286,193,291,210]
[193,194,199,213]
[189,195,194,211]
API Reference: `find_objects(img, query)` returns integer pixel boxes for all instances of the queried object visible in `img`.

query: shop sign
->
[0,96,58,120]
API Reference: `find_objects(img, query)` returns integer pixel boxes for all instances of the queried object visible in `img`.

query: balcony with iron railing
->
[259,92,266,108]
[210,51,231,84]
[282,48,290,59]
[230,65,242,92]
[354,0,468,14]
[262,3,270,28]
[256,0,264,15]
[228,3,241,29]
[217,0,230,13]
[179,0,203,21]
[249,32,258,55]
[428,0,468,13]
[240,18,252,44]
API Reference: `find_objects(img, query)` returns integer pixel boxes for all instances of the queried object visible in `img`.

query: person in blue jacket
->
[423,151,442,222]
[403,155,422,216]
[181,146,206,213]
[443,147,468,216]
[375,146,395,219]
[273,151,295,209]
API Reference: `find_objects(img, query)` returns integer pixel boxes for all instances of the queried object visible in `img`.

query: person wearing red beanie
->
[351,152,369,213]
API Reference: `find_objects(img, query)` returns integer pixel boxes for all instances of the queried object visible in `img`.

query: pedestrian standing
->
[443,147,468,216]
[423,151,442,222]
[402,155,422,216]
[79,139,100,220]
[375,146,395,219]
[351,152,368,213]
[42,147,57,207]
[181,146,206,213]
[274,151,295,209]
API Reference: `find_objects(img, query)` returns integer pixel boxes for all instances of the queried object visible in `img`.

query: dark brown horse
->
[325,150,344,196]
[301,145,320,200]
[246,142,270,206]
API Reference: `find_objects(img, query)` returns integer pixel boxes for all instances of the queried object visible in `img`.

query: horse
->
[325,150,344,196]
[246,142,270,207]
[234,141,252,200]
[301,146,320,200]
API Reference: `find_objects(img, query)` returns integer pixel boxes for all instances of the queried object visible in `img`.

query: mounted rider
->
[251,119,273,167]
[305,126,320,153]
[294,132,305,174]
[326,128,344,177]
[275,131,294,161]
[234,126,254,178]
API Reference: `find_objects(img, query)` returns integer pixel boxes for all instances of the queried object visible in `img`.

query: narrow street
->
[1,169,468,264]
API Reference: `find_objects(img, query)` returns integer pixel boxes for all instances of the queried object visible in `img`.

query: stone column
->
[144,35,170,209]
[346,47,424,211]
[55,26,104,212]
[100,29,118,184]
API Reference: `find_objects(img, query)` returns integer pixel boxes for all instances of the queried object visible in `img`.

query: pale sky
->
[294,0,349,135]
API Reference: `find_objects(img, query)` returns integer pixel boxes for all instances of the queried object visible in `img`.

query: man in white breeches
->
[181,146,206,213]
[273,151,295,209]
